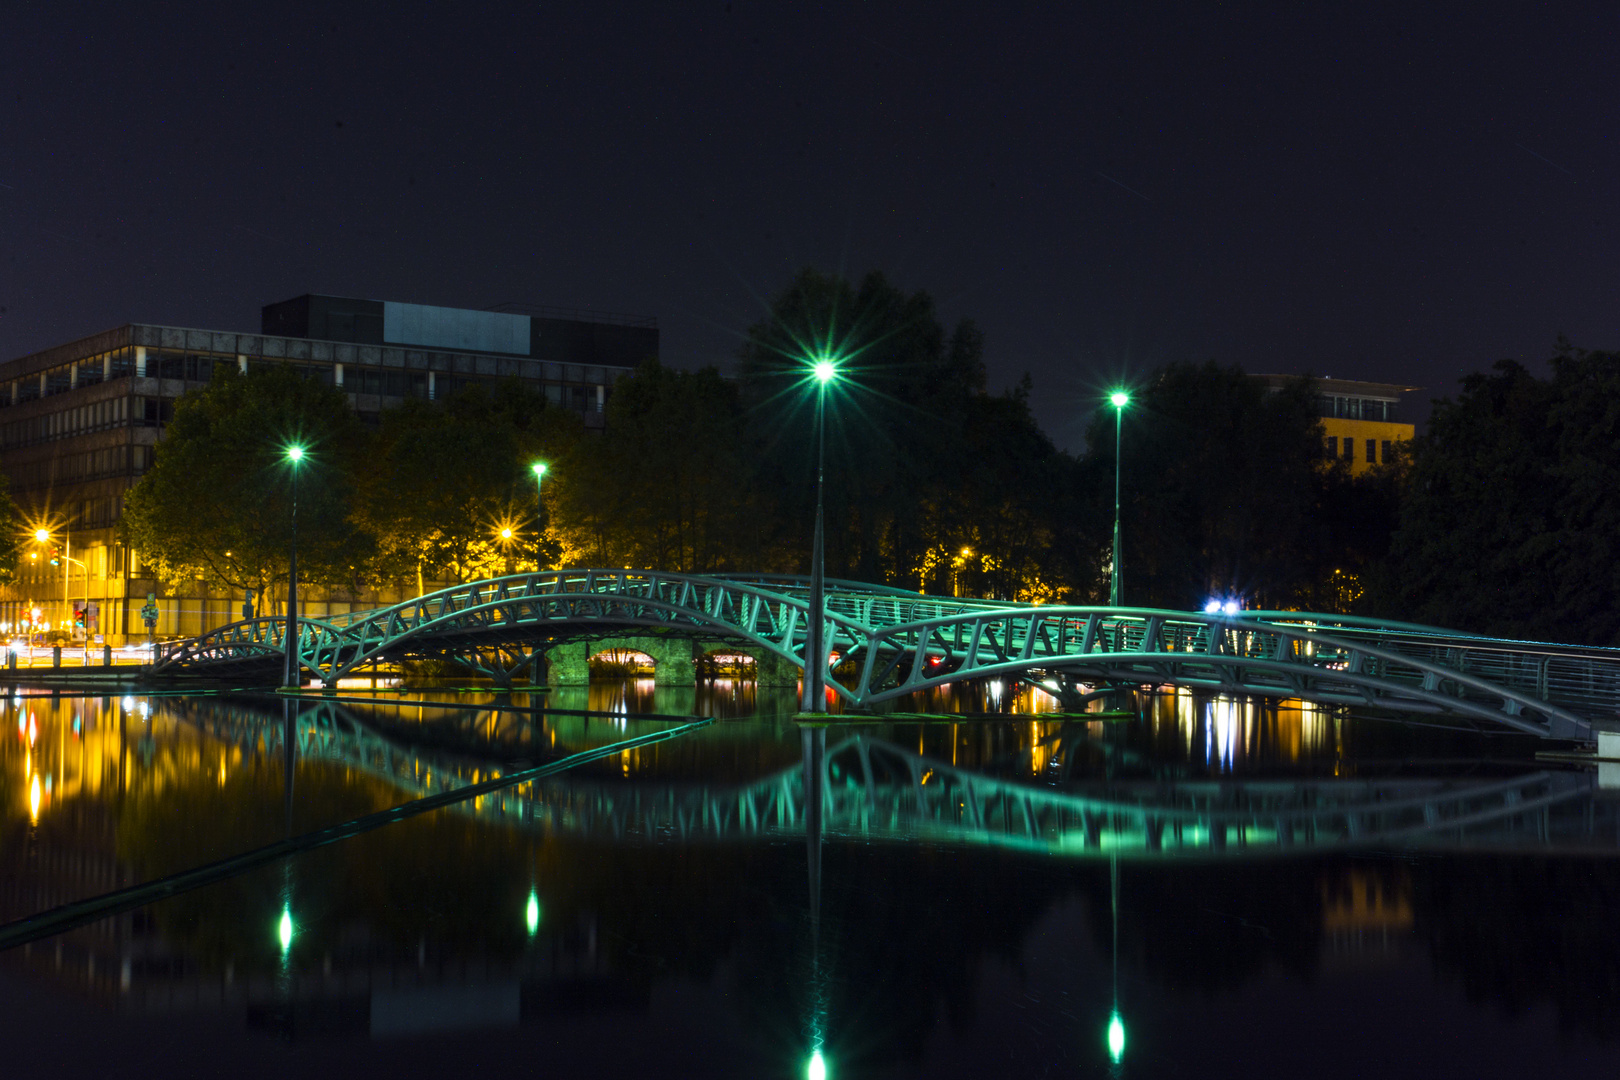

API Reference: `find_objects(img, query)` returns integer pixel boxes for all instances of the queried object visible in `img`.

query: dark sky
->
[3,2,1615,447]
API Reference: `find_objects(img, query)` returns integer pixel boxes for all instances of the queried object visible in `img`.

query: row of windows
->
[0,369,606,454]
[1325,436,1396,464]
[1314,395,1396,422]
[2,347,138,407]
[0,396,137,450]
[7,446,146,491]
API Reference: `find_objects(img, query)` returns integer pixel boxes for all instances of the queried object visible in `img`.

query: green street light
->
[1108,391,1130,608]
[531,462,549,572]
[802,355,842,714]
[283,444,306,688]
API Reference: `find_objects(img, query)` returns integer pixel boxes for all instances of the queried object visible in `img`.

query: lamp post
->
[1108,391,1129,608]
[530,462,548,570]
[802,359,837,714]
[282,445,305,689]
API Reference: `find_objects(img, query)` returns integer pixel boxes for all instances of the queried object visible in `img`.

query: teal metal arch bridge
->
[151,569,1620,740]
[171,697,1610,859]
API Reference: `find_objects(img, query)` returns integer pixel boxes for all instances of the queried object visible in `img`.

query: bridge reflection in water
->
[161,693,1614,860]
[6,687,1620,1072]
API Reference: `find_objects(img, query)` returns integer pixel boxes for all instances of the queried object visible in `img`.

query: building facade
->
[1251,375,1418,475]
[0,295,656,644]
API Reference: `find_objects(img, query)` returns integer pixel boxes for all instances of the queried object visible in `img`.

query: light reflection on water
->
[1,680,1616,1078]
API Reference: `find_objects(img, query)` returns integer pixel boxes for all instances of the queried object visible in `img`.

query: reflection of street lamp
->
[1105,852,1127,1068]
[283,445,305,688]
[802,358,838,714]
[1108,391,1130,608]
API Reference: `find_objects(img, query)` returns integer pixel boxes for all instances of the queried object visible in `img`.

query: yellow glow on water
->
[28,773,41,822]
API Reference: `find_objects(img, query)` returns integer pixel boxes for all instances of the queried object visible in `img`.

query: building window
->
[1381,440,1393,465]
[1366,439,1376,463]
[1342,439,1354,461]
[1325,436,1338,458]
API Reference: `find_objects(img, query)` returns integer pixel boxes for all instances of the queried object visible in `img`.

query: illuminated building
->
[0,294,657,642]
[1249,374,1418,476]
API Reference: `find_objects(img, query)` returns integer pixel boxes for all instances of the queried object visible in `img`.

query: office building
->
[1250,374,1418,476]
[0,294,657,643]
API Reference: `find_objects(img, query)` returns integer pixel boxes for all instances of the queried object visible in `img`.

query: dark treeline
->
[119,271,1620,643]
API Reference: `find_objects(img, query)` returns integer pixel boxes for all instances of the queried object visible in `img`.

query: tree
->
[1084,363,1325,610]
[361,380,584,588]
[121,365,373,612]
[735,268,1079,594]
[1383,345,1620,643]
[559,360,767,572]
[0,474,24,586]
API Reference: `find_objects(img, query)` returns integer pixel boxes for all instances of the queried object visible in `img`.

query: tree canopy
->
[121,365,372,610]
[734,268,1080,598]
[1384,345,1620,644]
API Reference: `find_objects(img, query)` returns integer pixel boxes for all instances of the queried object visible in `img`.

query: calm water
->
[3,680,1619,1078]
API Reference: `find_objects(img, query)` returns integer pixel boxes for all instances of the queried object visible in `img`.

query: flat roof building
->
[1250,374,1418,476]
[0,295,657,643]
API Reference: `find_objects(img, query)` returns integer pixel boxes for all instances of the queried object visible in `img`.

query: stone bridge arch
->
[543,634,802,687]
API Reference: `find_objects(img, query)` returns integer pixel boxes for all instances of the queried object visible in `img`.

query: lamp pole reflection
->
[803,726,829,1079]
[1107,852,1127,1071]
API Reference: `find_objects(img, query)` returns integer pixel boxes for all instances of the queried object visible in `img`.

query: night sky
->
[3,3,1615,447]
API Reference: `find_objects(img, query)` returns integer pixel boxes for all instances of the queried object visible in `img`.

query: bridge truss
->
[151,569,1617,739]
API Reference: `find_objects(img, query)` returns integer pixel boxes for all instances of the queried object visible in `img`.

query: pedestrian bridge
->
[152,569,1620,740]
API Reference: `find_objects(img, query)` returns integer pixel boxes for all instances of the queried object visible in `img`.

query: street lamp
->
[31,526,81,640]
[283,445,305,688]
[802,357,838,714]
[1108,391,1129,608]
[531,462,549,571]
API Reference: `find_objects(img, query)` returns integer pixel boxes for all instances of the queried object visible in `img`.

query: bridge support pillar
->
[749,648,801,688]
[543,641,591,686]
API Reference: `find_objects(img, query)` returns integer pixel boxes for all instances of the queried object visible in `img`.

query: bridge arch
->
[150,569,1611,739]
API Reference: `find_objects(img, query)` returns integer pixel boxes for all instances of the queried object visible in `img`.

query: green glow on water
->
[807,1048,827,1080]
[278,905,293,954]
[1107,1011,1126,1063]
[525,890,541,935]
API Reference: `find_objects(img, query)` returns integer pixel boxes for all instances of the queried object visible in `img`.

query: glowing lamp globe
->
[813,360,837,385]
[1110,391,1130,409]
[286,446,305,463]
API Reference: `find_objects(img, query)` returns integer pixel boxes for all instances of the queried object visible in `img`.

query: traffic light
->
[48,546,60,567]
